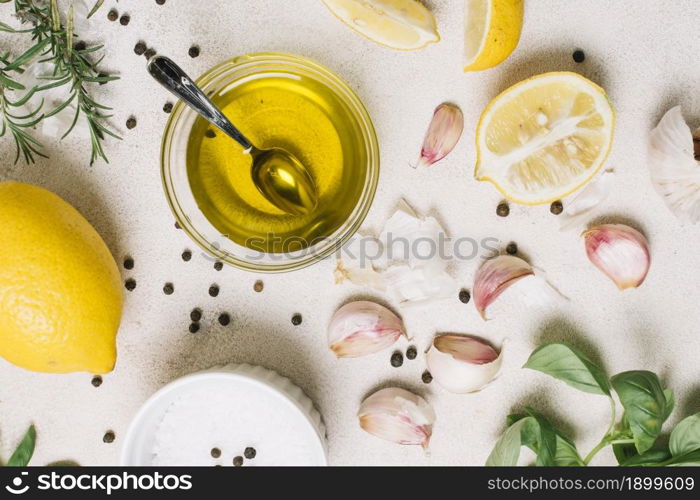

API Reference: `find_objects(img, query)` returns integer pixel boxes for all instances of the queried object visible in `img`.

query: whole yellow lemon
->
[0,182,123,373]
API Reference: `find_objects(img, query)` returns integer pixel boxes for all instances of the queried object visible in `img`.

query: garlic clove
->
[473,255,533,319]
[649,106,700,223]
[583,224,651,290]
[414,103,464,169]
[358,387,435,449]
[426,334,504,394]
[328,301,406,358]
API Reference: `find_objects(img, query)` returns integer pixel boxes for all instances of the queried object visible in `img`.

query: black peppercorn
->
[163,102,173,114]
[156,0,166,4]
[218,313,230,326]
[210,448,221,458]
[107,9,118,21]
[144,48,156,59]
[496,202,510,217]
[209,284,220,297]
[406,346,417,360]
[233,456,244,467]
[189,322,200,334]
[244,447,256,459]
[134,42,147,56]
[97,72,109,85]
[573,50,585,63]
[119,14,130,26]
[74,40,86,51]
[163,283,174,295]
[123,257,134,270]
[91,375,103,387]
[181,250,192,262]
[253,280,263,293]
[205,129,216,139]
[124,278,136,291]
[550,200,564,215]
[458,289,471,304]
[190,308,202,322]
[188,45,200,58]
[422,371,433,384]
[103,431,115,443]
[175,221,181,229]
[126,117,137,129]
[291,313,302,326]
[214,261,223,271]
[390,351,403,368]
[506,242,518,255]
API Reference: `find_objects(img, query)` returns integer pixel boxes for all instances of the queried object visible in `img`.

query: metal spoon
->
[148,56,318,216]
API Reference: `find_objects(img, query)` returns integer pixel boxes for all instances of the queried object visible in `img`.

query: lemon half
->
[322,0,439,50]
[464,0,523,72]
[475,72,615,205]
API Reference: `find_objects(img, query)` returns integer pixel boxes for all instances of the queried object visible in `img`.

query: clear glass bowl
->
[161,53,379,272]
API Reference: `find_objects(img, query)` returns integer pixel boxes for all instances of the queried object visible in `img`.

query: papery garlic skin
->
[426,334,504,394]
[473,255,534,318]
[414,103,464,169]
[559,171,614,231]
[649,106,700,223]
[328,301,406,358]
[583,224,651,290]
[358,388,435,449]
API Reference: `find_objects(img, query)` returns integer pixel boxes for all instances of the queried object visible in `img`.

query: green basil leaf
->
[524,343,610,395]
[620,447,672,466]
[670,412,700,457]
[7,425,36,467]
[666,449,700,466]
[553,433,584,466]
[486,417,532,466]
[525,408,557,466]
[663,389,675,421]
[611,371,668,454]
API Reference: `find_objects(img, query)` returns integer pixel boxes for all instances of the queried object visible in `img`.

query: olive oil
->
[186,71,369,253]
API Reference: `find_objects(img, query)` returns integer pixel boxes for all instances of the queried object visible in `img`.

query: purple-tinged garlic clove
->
[328,301,406,358]
[426,334,504,393]
[358,388,435,450]
[583,224,651,290]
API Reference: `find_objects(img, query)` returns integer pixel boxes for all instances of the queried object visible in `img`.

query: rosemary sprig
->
[0,51,47,163]
[1,0,119,164]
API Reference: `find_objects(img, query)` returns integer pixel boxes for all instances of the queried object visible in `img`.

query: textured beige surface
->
[1,0,700,466]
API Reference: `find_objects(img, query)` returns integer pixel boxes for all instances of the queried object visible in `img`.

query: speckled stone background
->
[1,0,700,466]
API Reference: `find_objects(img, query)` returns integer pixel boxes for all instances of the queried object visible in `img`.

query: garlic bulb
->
[426,334,504,394]
[358,388,435,449]
[649,106,700,223]
[328,301,406,358]
[414,103,464,169]
[583,224,650,290]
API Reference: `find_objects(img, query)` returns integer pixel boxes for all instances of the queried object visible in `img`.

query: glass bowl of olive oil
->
[161,53,379,272]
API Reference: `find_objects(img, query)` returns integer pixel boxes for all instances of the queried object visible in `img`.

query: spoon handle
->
[147,56,253,150]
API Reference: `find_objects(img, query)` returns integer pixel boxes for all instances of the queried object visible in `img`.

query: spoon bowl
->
[250,147,317,215]
[148,56,318,216]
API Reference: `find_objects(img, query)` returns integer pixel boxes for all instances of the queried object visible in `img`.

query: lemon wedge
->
[464,0,523,71]
[322,0,439,50]
[475,72,615,205]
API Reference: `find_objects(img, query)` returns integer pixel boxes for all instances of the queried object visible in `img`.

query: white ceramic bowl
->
[121,364,327,466]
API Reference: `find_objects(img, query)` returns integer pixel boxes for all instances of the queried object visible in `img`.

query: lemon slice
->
[322,0,439,50]
[475,72,615,204]
[464,0,523,71]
